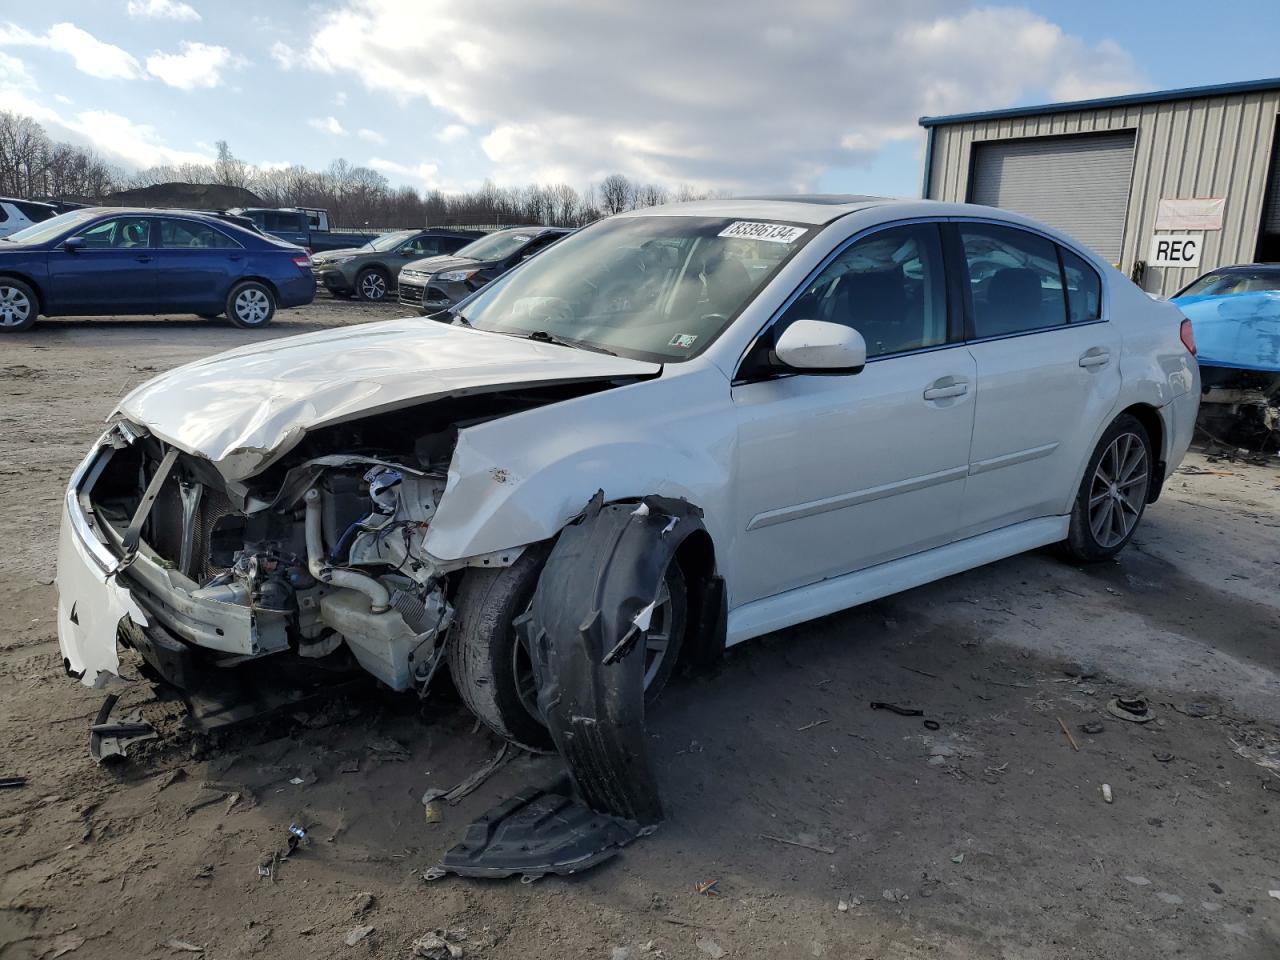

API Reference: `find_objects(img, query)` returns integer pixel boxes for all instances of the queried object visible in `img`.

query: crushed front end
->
[56,420,464,705]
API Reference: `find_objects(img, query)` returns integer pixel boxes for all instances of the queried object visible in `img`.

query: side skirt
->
[726,515,1070,646]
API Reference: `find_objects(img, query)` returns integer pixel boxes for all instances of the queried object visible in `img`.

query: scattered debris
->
[1183,701,1216,718]
[1125,875,1151,886]
[922,719,941,731]
[365,736,410,761]
[1153,751,1175,763]
[421,743,511,808]
[288,777,305,785]
[1101,783,1114,804]
[951,853,965,864]
[164,939,204,953]
[1106,696,1155,724]
[0,776,26,789]
[796,719,829,732]
[870,701,924,717]
[89,693,159,763]
[694,879,721,897]
[1057,716,1080,751]
[1080,721,1105,735]
[760,833,835,855]
[344,925,374,947]
[287,823,307,855]
[1209,881,1225,894]
[882,888,907,903]
[47,934,86,958]
[695,935,726,959]
[837,899,849,912]
[411,928,466,958]
[424,799,444,824]
[1268,890,1280,902]
[351,892,375,917]
[1062,660,1098,679]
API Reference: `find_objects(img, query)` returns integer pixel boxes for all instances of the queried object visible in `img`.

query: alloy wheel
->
[1087,431,1148,548]
[512,577,674,720]
[0,285,32,328]
[234,288,270,325]
[360,272,387,300]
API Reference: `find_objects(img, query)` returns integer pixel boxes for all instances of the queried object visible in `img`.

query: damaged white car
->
[57,196,1199,761]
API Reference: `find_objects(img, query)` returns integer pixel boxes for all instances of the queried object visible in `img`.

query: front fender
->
[423,367,735,563]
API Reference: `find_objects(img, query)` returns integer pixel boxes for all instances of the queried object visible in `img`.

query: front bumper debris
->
[428,492,708,880]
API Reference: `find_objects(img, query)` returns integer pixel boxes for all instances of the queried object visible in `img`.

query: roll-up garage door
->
[970,131,1136,263]
[1262,124,1280,235]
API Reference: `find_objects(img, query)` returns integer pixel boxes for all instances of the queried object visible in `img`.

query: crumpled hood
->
[113,319,660,481]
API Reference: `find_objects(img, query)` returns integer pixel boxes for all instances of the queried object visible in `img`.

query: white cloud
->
[127,0,201,21]
[0,86,212,168]
[368,156,440,187]
[145,41,237,89]
[0,22,143,81]
[293,0,1145,191]
[436,123,467,143]
[0,50,33,89]
[269,41,295,70]
[356,127,385,144]
[308,115,346,135]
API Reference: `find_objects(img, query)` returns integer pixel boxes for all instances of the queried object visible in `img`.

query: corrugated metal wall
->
[925,90,1280,295]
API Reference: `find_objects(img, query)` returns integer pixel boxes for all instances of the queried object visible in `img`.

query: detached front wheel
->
[448,550,686,751]
[226,281,276,328]
[1065,414,1153,562]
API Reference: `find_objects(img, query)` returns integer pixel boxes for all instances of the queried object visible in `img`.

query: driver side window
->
[775,223,947,359]
[81,217,152,249]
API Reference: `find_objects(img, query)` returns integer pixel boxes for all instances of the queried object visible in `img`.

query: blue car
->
[0,207,315,333]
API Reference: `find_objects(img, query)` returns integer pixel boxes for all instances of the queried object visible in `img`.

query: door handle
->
[229,254,243,261]
[134,255,152,263]
[1079,348,1110,368]
[923,377,969,401]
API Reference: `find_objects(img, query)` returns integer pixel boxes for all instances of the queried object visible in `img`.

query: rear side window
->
[439,236,471,254]
[1061,247,1102,322]
[775,222,948,360]
[959,224,1066,337]
[402,235,441,256]
[264,211,302,232]
[159,220,241,249]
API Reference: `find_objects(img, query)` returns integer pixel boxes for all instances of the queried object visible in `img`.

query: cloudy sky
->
[1,0,1278,198]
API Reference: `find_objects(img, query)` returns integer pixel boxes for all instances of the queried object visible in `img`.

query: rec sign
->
[1148,233,1202,268]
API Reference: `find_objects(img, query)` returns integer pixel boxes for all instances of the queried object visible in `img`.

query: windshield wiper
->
[522,330,616,356]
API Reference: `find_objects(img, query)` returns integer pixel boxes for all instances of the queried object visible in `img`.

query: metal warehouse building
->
[920,77,1280,297]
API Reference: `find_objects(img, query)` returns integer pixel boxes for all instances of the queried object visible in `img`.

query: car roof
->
[1202,263,1280,274]
[618,195,892,225]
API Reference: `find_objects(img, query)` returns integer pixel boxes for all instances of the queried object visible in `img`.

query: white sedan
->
[57,196,1198,756]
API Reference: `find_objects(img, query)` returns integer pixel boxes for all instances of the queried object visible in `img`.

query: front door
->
[731,221,975,605]
[952,221,1122,537]
[46,216,157,315]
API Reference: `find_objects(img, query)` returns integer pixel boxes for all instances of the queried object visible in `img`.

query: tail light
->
[1179,318,1197,356]
[292,254,312,269]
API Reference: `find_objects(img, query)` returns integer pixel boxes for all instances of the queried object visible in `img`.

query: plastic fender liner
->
[524,490,707,826]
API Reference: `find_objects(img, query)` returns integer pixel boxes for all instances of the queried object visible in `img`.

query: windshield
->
[3,209,97,245]
[1177,271,1280,298]
[458,215,812,361]
[453,230,538,262]
[367,230,416,252]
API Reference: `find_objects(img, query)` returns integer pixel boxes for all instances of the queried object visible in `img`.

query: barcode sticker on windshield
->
[718,221,807,244]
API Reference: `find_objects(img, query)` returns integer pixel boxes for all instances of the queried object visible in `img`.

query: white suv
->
[0,197,58,238]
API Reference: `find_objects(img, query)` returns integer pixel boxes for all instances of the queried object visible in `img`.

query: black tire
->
[225,281,275,328]
[355,268,390,302]
[0,278,38,332]
[447,549,687,751]
[1064,413,1153,562]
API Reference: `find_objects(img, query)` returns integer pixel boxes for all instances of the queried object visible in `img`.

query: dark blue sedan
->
[0,207,315,332]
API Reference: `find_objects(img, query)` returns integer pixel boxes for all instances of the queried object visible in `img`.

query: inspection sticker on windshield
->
[668,333,698,349]
[718,221,807,244]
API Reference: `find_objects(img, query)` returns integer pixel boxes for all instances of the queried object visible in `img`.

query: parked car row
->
[0,206,315,331]
[311,228,480,300]
[396,226,571,311]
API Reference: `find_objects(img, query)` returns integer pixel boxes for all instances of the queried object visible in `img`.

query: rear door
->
[951,220,1120,537]
[153,218,244,313]
[46,216,157,314]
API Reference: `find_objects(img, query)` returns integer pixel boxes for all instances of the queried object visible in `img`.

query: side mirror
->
[774,319,867,373]
[63,236,86,252]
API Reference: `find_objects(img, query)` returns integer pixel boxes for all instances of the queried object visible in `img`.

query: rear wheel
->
[356,268,390,302]
[0,279,38,332]
[448,550,686,750]
[1064,414,1153,562]
[226,281,275,328]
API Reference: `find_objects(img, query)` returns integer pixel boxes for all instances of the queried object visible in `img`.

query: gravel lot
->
[2,299,1279,959]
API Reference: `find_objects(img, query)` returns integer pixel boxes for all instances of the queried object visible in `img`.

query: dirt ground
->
[2,298,1279,960]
